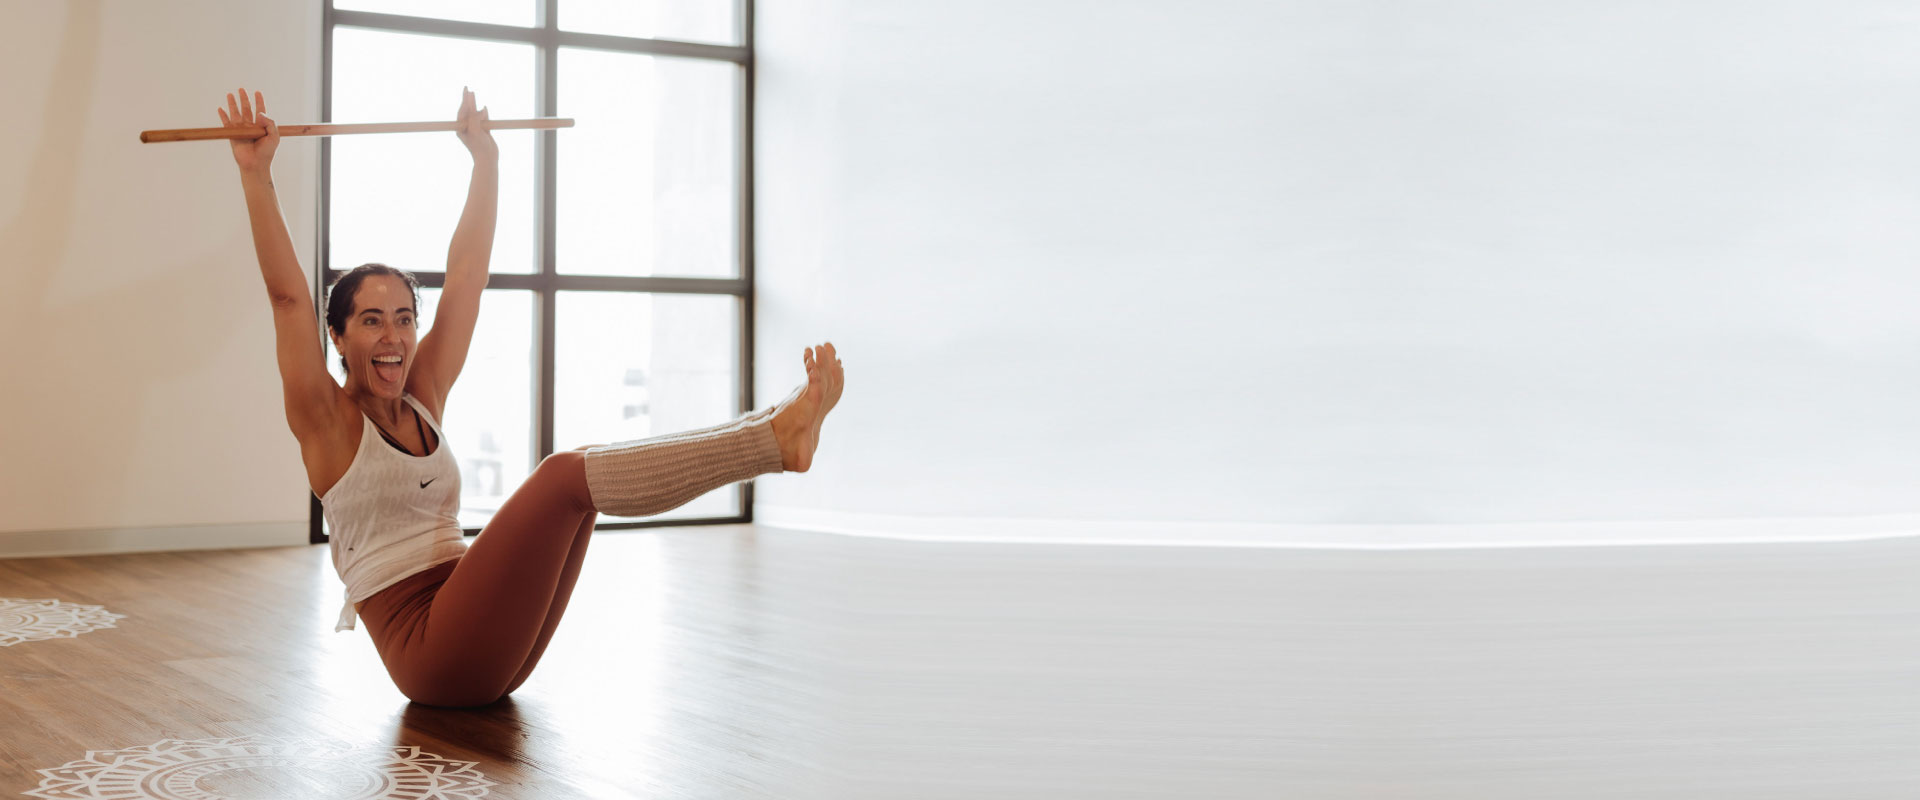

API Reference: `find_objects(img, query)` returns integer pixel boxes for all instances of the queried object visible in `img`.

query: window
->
[314,0,755,540]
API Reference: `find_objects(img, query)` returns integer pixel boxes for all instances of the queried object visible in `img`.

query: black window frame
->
[312,0,758,543]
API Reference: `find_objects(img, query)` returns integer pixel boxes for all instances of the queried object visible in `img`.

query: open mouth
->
[372,355,403,384]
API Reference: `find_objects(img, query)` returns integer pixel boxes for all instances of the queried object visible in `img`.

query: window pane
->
[556,291,742,522]
[333,0,534,28]
[331,28,537,274]
[323,287,537,530]
[432,289,537,528]
[560,0,738,46]
[558,49,739,278]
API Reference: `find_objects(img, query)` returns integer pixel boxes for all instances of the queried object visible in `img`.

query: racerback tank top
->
[320,393,467,632]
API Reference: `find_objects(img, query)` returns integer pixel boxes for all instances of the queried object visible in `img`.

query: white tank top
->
[320,393,468,632]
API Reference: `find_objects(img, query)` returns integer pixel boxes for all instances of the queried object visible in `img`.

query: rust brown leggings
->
[356,407,782,708]
[357,447,602,708]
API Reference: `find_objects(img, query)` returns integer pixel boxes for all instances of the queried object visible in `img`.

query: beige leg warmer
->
[581,388,800,518]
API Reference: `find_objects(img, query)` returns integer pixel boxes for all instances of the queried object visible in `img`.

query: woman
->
[222,87,844,708]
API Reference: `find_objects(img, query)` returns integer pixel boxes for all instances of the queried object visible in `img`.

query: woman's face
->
[332,274,419,399]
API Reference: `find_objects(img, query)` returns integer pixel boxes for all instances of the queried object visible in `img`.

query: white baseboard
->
[0,521,310,559]
[752,506,1920,550]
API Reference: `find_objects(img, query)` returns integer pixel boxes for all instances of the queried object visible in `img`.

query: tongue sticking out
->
[374,361,402,384]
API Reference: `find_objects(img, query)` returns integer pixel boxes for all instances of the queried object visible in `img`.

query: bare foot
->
[771,343,844,472]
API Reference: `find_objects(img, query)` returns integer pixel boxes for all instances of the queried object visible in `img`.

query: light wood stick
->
[139,117,574,144]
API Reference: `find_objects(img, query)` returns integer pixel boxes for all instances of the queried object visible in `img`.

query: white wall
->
[753,0,1920,535]
[0,0,320,539]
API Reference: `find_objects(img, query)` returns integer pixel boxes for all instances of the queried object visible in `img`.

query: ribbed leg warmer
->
[581,388,800,518]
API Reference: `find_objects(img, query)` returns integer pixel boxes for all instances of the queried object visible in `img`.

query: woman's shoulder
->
[403,385,446,428]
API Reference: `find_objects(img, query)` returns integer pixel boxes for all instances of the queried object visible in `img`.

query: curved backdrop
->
[751,0,1920,545]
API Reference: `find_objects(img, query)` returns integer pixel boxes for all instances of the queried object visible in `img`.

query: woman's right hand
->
[217,87,279,175]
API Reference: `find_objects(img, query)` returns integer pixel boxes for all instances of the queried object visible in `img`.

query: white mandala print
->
[25,735,498,800]
[0,598,125,647]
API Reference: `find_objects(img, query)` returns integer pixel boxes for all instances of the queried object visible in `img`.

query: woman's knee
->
[533,449,592,513]
[538,448,585,475]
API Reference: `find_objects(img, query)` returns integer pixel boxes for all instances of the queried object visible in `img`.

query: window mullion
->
[537,0,560,462]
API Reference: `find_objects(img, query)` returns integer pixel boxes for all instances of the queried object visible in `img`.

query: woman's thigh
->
[388,451,594,705]
[499,510,599,697]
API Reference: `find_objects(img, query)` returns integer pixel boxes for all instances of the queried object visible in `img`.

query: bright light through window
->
[331,27,537,275]
[556,291,741,522]
[558,48,739,278]
[333,0,534,28]
[561,0,740,46]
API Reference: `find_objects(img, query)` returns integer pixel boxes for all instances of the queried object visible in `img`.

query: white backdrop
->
[753,0,1920,539]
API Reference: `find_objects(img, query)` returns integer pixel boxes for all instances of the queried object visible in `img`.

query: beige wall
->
[0,0,321,536]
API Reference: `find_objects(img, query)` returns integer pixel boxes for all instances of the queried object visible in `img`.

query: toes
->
[800,344,839,384]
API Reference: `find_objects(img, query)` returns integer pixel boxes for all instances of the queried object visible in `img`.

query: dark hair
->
[324,263,422,374]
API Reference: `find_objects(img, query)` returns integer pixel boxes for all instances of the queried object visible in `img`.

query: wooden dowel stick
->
[139,117,574,144]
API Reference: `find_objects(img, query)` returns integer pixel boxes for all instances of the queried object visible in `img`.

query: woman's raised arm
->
[223,87,337,436]
[410,87,497,413]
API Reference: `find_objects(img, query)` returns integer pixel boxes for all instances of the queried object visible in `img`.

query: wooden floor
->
[2,524,1918,798]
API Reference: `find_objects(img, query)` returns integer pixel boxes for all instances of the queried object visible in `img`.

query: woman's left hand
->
[456,87,498,163]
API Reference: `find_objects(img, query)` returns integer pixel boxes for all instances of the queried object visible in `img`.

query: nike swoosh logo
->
[419,478,436,489]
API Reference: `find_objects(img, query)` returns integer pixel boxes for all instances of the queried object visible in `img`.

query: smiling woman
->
[221,85,845,708]
[324,264,422,379]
